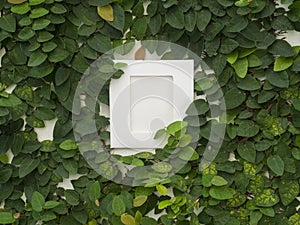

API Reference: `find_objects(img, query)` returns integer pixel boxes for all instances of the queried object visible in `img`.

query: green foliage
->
[0,0,300,224]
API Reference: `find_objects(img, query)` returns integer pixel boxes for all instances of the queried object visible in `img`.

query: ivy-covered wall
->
[0,0,300,224]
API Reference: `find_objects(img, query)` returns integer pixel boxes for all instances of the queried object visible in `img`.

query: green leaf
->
[31,191,45,212]
[50,3,67,14]
[179,146,199,161]
[19,157,40,178]
[44,201,60,209]
[196,9,211,31]
[133,195,148,207]
[209,187,235,200]
[108,4,125,32]
[18,27,35,40]
[29,0,46,5]
[158,199,174,209]
[64,190,80,206]
[28,50,48,67]
[179,134,192,147]
[97,4,114,21]
[232,58,248,78]
[152,162,173,173]
[11,2,30,14]
[166,6,185,29]
[120,214,136,225]
[237,120,259,137]
[112,196,126,216]
[279,180,299,206]
[237,76,261,91]
[269,39,295,57]
[48,48,69,63]
[88,181,101,201]
[30,7,49,19]
[266,70,289,88]
[0,14,16,32]
[271,15,294,30]
[237,142,256,163]
[274,57,293,72]
[154,128,165,139]
[184,10,196,32]
[227,51,239,64]
[8,0,27,4]
[186,99,209,115]
[0,168,12,184]
[32,18,51,30]
[156,184,168,196]
[0,94,22,107]
[267,155,284,176]
[0,212,15,224]
[220,39,239,54]
[224,88,246,110]
[59,139,77,150]
[255,189,279,207]
[166,121,188,134]
[211,176,228,186]
[132,17,147,40]
[87,34,112,53]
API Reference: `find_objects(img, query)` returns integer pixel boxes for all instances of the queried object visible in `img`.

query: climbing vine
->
[0,0,300,224]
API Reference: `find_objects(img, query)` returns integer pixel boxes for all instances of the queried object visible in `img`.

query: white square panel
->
[110,60,194,148]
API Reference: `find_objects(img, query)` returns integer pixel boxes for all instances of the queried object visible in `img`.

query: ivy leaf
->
[44,201,60,209]
[112,196,126,216]
[166,6,185,29]
[64,190,80,206]
[184,10,196,32]
[19,158,40,178]
[132,17,147,40]
[0,14,16,32]
[97,4,114,22]
[211,176,228,186]
[152,162,173,173]
[11,3,31,14]
[28,50,48,67]
[29,7,49,19]
[237,142,256,163]
[220,39,239,54]
[88,181,101,202]
[8,0,27,4]
[133,195,148,207]
[266,70,289,88]
[232,58,248,78]
[0,95,22,107]
[237,120,259,137]
[0,212,15,224]
[267,155,284,176]
[31,191,45,212]
[156,184,168,196]
[209,187,235,200]
[224,88,246,110]
[0,168,13,184]
[120,214,136,225]
[108,4,125,32]
[154,128,165,140]
[59,139,77,150]
[279,180,299,206]
[255,189,279,207]
[274,57,293,72]
[196,9,211,31]
[269,39,294,57]
[166,121,188,134]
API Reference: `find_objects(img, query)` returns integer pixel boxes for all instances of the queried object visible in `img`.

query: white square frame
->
[110,60,194,148]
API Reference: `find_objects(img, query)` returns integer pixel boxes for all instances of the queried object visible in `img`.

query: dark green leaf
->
[267,155,284,176]
[0,14,16,32]
[166,6,184,29]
